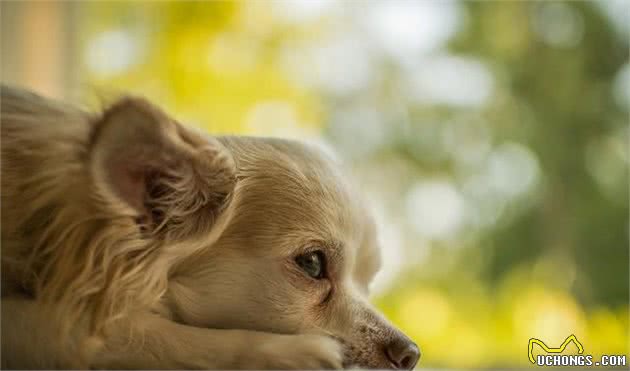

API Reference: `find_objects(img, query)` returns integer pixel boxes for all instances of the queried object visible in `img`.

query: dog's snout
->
[385,338,420,370]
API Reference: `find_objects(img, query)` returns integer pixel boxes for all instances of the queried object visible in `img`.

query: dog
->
[1,85,420,369]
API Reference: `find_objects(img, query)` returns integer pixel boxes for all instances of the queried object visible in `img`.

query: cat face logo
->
[528,334,584,364]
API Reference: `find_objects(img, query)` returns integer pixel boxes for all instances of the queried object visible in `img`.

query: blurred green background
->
[2,0,628,368]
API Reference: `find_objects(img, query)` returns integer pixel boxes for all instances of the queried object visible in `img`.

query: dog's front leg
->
[1,298,99,369]
[93,311,343,370]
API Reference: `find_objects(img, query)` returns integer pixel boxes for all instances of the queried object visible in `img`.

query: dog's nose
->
[385,338,420,370]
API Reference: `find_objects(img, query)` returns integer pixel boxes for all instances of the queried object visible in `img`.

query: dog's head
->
[88,98,419,369]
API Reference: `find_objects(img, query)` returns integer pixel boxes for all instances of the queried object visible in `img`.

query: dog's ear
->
[90,97,236,240]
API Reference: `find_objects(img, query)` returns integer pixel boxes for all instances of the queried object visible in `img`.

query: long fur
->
[1,87,234,360]
[1,86,419,370]
[2,88,157,345]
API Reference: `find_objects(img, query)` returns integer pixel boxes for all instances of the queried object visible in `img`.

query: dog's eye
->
[295,250,326,279]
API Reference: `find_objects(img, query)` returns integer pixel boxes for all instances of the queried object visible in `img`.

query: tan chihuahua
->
[1,86,420,369]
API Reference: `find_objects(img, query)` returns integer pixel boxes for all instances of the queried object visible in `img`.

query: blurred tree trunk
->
[1,1,79,100]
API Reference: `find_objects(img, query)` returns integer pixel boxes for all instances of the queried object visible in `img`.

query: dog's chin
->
[342,353,388,369]
[343,362,390,370]
[343,361,389,370]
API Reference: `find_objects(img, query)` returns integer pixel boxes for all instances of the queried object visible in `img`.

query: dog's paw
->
[252,333,343,369]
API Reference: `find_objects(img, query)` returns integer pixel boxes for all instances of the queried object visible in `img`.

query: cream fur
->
[1,86,419,369]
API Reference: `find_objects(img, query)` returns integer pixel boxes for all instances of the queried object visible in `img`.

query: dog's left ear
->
[90,97,236,241]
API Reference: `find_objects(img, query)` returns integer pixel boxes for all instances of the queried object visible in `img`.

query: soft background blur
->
[2,0,629,368]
